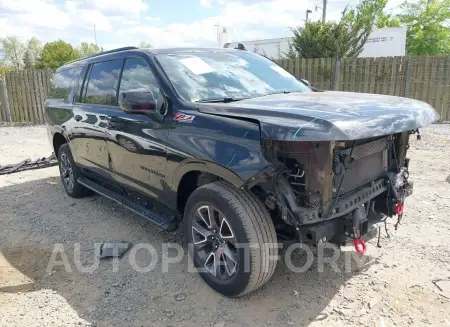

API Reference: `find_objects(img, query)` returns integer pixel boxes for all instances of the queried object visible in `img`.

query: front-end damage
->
[247,131,417,250]
[197,91,439,251]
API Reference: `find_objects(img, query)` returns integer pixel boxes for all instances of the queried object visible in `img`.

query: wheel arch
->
[52,131,69,157]
[174,159,246,214]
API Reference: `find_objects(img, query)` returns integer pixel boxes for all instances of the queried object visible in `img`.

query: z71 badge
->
[173,112,195,123]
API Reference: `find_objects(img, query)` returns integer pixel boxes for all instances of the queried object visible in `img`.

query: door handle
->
[106,117,121,130]
[74,115,82,122]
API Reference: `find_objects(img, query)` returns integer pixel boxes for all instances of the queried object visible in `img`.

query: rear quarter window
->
[48,67,82,103]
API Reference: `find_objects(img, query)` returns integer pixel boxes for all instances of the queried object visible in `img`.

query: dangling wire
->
[332,140,356,210]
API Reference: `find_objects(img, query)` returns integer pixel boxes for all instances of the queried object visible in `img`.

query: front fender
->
[47,124,70,147]
[166,111,271,191]
[172,159,245,189]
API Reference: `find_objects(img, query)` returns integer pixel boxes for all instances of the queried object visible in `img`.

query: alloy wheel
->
[60,153,74,191]
[191,205,238,280]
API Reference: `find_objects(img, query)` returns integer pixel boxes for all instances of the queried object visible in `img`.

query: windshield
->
[156,50,311,102]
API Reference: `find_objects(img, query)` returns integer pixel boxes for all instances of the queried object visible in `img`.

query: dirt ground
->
[0,124,449,327]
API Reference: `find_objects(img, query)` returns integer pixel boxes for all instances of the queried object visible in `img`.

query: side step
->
[78,177,178,231]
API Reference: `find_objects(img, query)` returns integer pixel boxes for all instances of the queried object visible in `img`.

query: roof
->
[56,47,242,72]
[146,47,241,54]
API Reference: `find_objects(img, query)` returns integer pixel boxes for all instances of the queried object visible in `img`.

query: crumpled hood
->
[197,91,439,141]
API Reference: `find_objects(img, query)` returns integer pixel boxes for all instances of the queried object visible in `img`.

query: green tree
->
[290,0,387,58]
[0,36,25,69]
[77,42,102,58]
[0,61,15,76]
[22,37,42,69]
[138,41,152,48]
[23,50,33,69]
[378,0,450,55]
[283,43,298,59]
[26,37,43,66]
[291,21,342,58]
[36,40,79,69]
[375,12,401,28]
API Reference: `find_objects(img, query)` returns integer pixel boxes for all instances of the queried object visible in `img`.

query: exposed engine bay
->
[251,130,418,251]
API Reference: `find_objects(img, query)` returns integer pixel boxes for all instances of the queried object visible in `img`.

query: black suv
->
[45,46,438,297]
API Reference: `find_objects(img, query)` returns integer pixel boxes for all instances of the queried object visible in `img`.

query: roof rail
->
[65,46,139,65]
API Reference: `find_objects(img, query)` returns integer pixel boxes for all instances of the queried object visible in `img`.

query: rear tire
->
[58,144,92,198]
[185,181,277,297]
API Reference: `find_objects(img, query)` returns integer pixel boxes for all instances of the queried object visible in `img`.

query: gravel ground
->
[0,124,449,327]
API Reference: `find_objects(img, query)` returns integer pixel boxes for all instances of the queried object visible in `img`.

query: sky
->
[0,0,405,50]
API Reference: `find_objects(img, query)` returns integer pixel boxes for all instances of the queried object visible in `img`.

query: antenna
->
[215,23,220,47]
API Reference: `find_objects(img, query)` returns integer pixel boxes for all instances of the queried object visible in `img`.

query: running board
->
[78,177,178,231]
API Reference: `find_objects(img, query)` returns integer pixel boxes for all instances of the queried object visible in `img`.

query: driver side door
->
[105,56,171,205]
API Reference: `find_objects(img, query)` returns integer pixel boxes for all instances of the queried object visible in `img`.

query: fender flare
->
[172,158,245,191]
[51,125,70,142]
[50,126,73,157]
[51,129,70,146]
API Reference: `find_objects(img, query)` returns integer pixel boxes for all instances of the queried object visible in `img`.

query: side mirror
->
[119,89,156,113]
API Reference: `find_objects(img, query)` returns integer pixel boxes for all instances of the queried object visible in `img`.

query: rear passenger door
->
[71,59,122,178]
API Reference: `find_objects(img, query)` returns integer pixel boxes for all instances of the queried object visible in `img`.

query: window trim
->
[78,63,92,104]
[68,67,82,104]
[72,64,88,104]
[115,58,126,102]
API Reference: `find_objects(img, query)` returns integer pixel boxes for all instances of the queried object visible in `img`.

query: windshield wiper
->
[264,90,291,96]
[196,97,248,103]
[197,91,294,103]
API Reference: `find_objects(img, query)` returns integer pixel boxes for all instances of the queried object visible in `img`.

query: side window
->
[118,58,160,103]
[68,68,82,103]
[81,59,122,105]
[48,67,81,103]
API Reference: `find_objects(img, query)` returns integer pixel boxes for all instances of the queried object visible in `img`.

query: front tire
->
[185,181,277,297]
[58,144,92,198]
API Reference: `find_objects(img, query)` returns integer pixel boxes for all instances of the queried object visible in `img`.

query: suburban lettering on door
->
[140,165,166,178]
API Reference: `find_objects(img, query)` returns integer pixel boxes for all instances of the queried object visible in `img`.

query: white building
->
[224,27,407,59]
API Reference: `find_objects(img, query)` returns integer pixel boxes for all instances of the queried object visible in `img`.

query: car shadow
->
[0,176,377,327]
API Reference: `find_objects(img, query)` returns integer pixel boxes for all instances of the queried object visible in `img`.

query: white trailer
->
[225,27,407,59]
[358,27,407,58]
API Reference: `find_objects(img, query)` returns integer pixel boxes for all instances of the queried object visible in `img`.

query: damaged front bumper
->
[247,131,415,247]
[278,171,412,246]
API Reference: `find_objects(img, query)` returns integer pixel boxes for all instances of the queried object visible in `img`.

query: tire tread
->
[199,181,278,296]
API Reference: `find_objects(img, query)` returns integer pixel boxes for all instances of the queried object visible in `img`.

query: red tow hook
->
[353,237,367,255]
[395,201,404,215]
